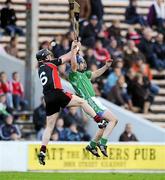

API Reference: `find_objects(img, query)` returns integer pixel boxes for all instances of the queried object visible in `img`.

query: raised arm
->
[70,41,81,72]
[59,51,72,64]
[70,42,79,72]
[58,41,79,65]
[91,59,113,79]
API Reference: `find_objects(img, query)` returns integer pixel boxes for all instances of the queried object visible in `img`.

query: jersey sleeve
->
[84,70,92,79]
[51,58,62,66]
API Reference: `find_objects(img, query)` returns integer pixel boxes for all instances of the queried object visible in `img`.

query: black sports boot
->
[85,145,100,157]
[97,142,108,157]
[38,151,46,165]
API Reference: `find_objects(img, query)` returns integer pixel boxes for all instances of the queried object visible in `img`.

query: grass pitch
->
[0,172,165,180]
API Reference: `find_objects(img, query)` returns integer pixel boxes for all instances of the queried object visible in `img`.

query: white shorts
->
[87,96,107,115]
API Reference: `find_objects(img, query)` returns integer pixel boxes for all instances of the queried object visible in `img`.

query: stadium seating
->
[0,0,153,59]
[12,110,35,139]
[0,0,165,129]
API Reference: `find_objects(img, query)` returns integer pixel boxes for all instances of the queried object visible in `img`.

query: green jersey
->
[69,70,105,114]
[69,70,95,100]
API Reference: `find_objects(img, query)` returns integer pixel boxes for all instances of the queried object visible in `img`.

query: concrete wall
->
[0,53,25,85]
[0,141,28,171]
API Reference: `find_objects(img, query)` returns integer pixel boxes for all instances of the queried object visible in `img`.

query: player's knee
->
[105,112,118,125]
[108,116,118,126]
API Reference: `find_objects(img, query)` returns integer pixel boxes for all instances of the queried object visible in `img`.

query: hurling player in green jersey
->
[68,42,118,157]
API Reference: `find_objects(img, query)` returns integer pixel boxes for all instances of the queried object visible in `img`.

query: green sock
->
[100,138,108,146]
[89,141,97,148]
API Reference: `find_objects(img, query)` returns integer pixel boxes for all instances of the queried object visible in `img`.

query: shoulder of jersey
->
[40,64,45,67]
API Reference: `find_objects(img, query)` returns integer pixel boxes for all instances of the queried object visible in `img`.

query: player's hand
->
[105,59,113,68]
[72,47,78,55]
[77,41,81,49]
[71,40,78,49]
[71,40,76,46]
[71,41,79,54]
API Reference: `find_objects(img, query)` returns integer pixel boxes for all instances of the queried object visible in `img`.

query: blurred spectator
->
[36,127,44,141]
[93,40,111,66]
[108,75,135,111]
[51,35,63,58]
[54,37,71,79]
[0,94,10,124]
[63,107,80,127]
[104,66,122,96]
[62,107,90,141]
[0,115,21,140]
[65,122,82,141]
[84,48,97,67]
[81,15,101,48]
[90,0,104,21]
[106,38,123,60]
[113,58,125,72]
[131,59,152,80]
[33,97,46,135]
[55,118,68,141]
[126,26,141,45]
[97,23,110,46]
[51,130,59,141]
[129,73,153,113]
[66,31,75,45]
[153,33,165,62]
[58,37,70,57]
[12,72,28,111]
[93,82,102,97]
[140,63,160,96]
[147,0,165,29]
[125,68,136,94]
[5,36,19,58]
[39,41,49,50]
[125,0,147,26]
[138,28,165,69]
[76,0,91,20]
[0,72,13,108]
[107,20,121,42]
[124,40,145,69]
[0,0,24,36]
[119,123,138,141]
[0,81,3,95]
[63,107,85,127]
[131,59,159,96]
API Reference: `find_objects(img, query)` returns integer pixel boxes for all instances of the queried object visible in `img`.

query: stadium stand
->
[0,0,165,141]
[0,0,154,59]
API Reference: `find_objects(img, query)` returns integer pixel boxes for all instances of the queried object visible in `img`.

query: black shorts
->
[44,89,72,116]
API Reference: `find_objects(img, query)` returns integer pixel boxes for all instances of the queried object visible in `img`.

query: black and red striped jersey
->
[38,59,62,94]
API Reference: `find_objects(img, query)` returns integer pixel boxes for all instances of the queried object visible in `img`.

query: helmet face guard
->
[36,49,51,61]
[76,55,85,64]
[76,55,87,72]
